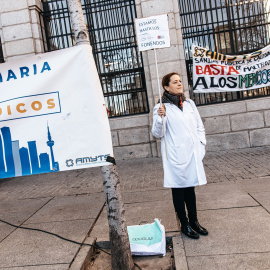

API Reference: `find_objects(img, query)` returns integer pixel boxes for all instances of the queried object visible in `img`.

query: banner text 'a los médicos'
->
[193,44,270,93]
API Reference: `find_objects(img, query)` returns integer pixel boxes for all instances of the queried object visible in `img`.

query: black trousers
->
[171,187,197,227]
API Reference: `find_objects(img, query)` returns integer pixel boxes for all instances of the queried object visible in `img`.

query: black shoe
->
[190,221,208,236]
[181,224,200,239]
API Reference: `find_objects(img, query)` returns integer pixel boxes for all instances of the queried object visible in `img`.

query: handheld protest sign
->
[135,14,170,159]
[135,14,170,52]
[135,14,170,102]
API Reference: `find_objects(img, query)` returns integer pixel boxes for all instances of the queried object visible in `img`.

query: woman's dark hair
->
[160,72,186,101]
[162,72,180,90]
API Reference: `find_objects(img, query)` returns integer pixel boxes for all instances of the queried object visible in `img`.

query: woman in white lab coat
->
[152,72,208,239]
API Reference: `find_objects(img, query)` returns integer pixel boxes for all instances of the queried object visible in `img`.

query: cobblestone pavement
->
[204,146,270,182]
[0,146,269,201]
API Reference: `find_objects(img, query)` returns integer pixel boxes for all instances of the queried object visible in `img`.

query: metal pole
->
[66,1,135,269]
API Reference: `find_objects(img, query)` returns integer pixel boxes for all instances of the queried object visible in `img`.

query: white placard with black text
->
[135,14,170,52]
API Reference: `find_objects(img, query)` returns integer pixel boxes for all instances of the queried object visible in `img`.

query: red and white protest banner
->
[193,44,270,93]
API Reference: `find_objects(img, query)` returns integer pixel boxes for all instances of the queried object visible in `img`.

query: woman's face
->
[164,74,183,95]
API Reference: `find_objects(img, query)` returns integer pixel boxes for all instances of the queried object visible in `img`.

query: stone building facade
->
[0,0,270,160]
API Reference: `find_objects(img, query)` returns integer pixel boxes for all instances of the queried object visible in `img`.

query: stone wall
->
[0,0,43,61]
[0,0,269,160]
[199,96,270,151]
[106,0,270,159]
[109,114,154,160]
[107,0,188,159]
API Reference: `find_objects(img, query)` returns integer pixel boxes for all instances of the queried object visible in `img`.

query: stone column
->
[0,0,44,61]
[135,0,189,156]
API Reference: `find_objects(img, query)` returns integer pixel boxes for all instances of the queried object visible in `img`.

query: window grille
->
[179,0,270,105]
[40,0,149,117]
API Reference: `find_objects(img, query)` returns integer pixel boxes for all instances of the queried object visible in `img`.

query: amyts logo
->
[65,154,110,168]
[66,159,74,167]
[193,46,206,57]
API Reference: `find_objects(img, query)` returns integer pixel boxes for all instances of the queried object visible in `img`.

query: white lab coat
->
[152,99,207,188]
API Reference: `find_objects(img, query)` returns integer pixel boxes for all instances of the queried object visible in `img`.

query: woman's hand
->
[157,104,166,117]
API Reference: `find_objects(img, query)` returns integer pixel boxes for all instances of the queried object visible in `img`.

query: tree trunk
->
[66,1,135,269]
[66,0,89,45]
[101,164,135,270]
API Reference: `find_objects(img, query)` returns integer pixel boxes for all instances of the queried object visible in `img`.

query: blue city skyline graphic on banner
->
[0,125,59,179]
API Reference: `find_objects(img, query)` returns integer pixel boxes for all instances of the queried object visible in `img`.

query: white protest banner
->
[192,44,270,93]
[0,45,113,179]
[135,14,170,52]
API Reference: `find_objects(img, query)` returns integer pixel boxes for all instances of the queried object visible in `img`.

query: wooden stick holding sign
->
[153,48,168,159]
[135,14,171,159]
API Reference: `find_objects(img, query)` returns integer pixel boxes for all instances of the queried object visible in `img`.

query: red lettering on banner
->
[204,65,211,75]
[196,65,204,75]
[196,64,240,75]
[227,66,239,75]
[210,64,220,75]
[220,65,226,75]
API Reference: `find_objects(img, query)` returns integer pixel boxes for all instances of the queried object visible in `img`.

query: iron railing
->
[179,0,270,105]
[0,37,4,63]
[40,0,149,117]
